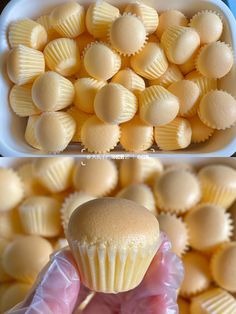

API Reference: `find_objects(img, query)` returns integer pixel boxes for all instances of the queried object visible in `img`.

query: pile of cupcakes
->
[6,1,236,154]
[0,158,236,312]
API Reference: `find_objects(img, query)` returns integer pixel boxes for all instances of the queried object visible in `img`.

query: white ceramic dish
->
[0,0,236,157]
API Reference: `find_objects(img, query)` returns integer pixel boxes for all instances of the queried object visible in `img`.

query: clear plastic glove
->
[8,233,184,314]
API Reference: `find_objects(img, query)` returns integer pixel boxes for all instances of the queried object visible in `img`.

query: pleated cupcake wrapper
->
[81,120,121,154]
[25,116,42,150]
[13,45,45,85]
[44,39,80,76]
[125,3,158,34]
[82,41,121,76]
[37,15,60,41]
[195,41,234,76]
[53,7,85,38]
[108,13,148,57]
[112,84,138,124]
[187,74,217,96]
[36,157,74,193]
[9,19,47,49]
[19,204,61,237]
[161,26,195,64]
[154,118,191,151]
[140,85,177,107]
[210,243,235,278]
[67,107,91,142]
[191,127,214,144]
[51,78,75,111]
[120,122,154,153]
[149,64,183,88]
[200,179,236,209]
[132,47,168,80]
[70,240,158,293]
[88,1,120,38]
[10,84,40,117]
[192,288,236,314]
[61,191,95,231]
[129,70,146,93]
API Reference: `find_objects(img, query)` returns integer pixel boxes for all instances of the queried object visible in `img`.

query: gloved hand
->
[7,233,184,314]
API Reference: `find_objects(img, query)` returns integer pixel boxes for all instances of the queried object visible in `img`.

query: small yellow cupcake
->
[198,90,236,130]
[156,10,188,38]
[73,159,118,197]
[154,168,201,214]
[178,49,199,75]
[109,14,147,56]
[117,183,156,215]
[50,1,85,38]
[196,41,233,78]
[119,158,163,187]
[7,45,45,85]
[44,38,80,77]
[185,203,233,252]
[2,236,53,284]
[9,84,40,117]
[17,162,48,198]
[130,42,168,79]
[0,209,23,240]
[190,287,236,314]
[111,68,145,96]
[124,2,159,34]
[154,117,192,151]
[35,112,76,153]
[157,213,188,256]
[185,70,217,96]
[83,42,121,80]
[161,26,200,64]
[61,191,95,232]
[120,115,153,152]
[190,10,223,44]
[199,164,236,208]
[149,63,183,88]
[139,85,179,126]
[32,71,74,112]
[67,198,160,293]
[0,168,24,212]
[86,1,120,38]
[74,77,106,114]
[94,83,138,124]
[33,157,74,193]
[189,115,214,144]
[25,115,42,150]
[0,239,12,282]
[81,115,120,153]
[19,196,62,237]
[37,15,60,42]
[67,106,91,142]
[168,80,200,117]
[0,282,31,313]
[8,19,48,50]
[210,242,236,292]
[180,251,212,297]
[178,297,190,314]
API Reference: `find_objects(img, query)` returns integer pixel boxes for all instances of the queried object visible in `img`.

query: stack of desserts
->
[6,1,236,154]
[0,158,236,313]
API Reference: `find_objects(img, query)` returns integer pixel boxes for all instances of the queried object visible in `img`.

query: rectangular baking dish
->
[0,0,236,157]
